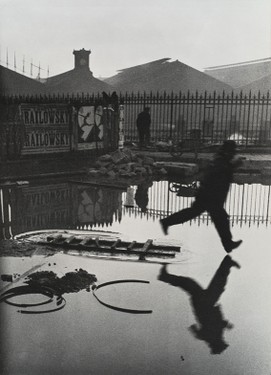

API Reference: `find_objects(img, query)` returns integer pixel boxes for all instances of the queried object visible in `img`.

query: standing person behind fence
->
[160,140,243,253]
[136,107,151,148]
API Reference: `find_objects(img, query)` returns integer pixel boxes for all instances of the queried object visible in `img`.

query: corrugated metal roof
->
[0,64,112,96]
[104,58,233,94]
[44,68,112,94]
[0,65,45,95]
[237,73,271,93]
[204,58,271,89]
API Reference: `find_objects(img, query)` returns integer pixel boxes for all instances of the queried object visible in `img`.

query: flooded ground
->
[1,178,271,374]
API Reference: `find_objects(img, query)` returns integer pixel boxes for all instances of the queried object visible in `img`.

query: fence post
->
[245,91,252,145]
[118,104,125,149]
[169,92,174,139]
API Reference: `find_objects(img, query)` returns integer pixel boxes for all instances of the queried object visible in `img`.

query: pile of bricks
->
[88,148,168,180]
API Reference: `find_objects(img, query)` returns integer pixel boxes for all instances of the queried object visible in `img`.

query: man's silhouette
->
[158,255,240,354]
[135,181,153,213]
[160,140,243,253]
[136,107,151,148]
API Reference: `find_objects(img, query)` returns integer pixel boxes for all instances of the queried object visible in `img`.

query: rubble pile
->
[25,269,97,294]
[88,148,167,180]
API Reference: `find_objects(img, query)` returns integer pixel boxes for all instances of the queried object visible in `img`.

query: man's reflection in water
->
[158,255,240,354]
[135,181,153,213]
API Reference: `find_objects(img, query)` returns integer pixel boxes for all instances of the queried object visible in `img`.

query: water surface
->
[1,179,271,375]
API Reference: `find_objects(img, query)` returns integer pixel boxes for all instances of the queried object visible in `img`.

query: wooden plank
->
[127,241,136,251]
[36,240,175,258]
[151,244,180,252]
[100,239,180,253]
[64,235,76,244]
[80,237,92,246]
[44,234,180,252]
[111,239,121,250]
[48,234,63,243]
[141,239,153,252]
[37,234,180,259]
[94,237,100,248]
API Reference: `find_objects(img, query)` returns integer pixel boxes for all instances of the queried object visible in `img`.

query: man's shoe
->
[160,219,168,235]
[229,258,241,269]
[224,255,241,269]
[224,240,243,253]
[157,264,168,281]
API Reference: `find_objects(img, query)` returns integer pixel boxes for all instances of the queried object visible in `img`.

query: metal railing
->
[122,181,271,227]
[120,91,271,147]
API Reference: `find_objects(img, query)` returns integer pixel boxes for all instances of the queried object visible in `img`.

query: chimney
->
[73,48,91,71]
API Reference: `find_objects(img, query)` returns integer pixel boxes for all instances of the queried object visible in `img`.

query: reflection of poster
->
[78,188,103,223]
[11,183,74,235]
[7,183,124,235]
[76,186,122,226]
[77,105,104,150]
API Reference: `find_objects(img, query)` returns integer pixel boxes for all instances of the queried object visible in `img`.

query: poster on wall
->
[77,105,104,150]
[20,103,72,154]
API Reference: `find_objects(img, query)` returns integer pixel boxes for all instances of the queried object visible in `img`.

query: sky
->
[0,0,271,79]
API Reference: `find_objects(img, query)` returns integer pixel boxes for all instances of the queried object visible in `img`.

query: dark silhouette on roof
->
[0,65,45,95]
[104,58,233,94]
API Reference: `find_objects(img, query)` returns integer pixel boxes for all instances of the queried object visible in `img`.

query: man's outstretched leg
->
[160,202,204,235]
[205,255,240,306]
[158,264,203,295]
[209,207,242,253]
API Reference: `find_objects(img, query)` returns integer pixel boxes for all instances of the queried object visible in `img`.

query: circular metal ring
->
[93,279,153,314]
[0,285,66,314]
[0,286,54,307]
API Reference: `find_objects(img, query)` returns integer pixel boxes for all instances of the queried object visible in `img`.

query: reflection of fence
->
[0,187,13,239]
[0,183,123,239]
[122,181,271,227]
[1,181,271,240]
[121,91,271,146]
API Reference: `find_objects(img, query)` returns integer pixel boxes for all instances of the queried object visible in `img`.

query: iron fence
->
[0,93,118,161]
[121,181,271,227]
[1,91,271,161]
[120,91,271,147]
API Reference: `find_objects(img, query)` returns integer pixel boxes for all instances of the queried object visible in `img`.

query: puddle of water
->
[1,180,271,239]
[1,179,271,374]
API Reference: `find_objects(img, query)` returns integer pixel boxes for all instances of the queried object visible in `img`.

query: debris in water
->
[25,268,97,294]
[1,274,13,282]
